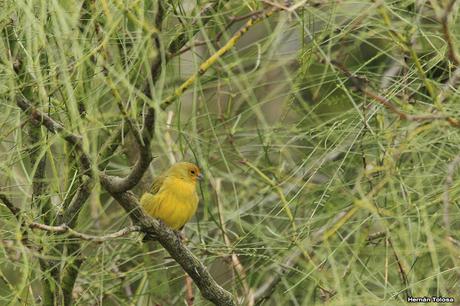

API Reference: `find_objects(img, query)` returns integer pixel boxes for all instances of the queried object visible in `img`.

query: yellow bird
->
[140,162,202,230]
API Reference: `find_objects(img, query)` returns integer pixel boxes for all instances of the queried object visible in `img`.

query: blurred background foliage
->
[1,0,460,305]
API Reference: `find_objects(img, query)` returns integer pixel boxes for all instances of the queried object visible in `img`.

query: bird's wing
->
[140,174,166,216]
[149,174,166,195]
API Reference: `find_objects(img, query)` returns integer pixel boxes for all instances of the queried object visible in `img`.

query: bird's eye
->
[190,170,196,175]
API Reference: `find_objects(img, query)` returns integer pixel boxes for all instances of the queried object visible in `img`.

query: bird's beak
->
[197,173,204,181]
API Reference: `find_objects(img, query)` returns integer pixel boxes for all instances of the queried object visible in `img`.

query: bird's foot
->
[174,230,186,241]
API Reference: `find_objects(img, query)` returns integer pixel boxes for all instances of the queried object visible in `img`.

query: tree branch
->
[329,60,460,127]
[253,209,363,303]
[167,0,229,55]
[160,7,281,110]
[101,3,166,194]
[16,98,94,305]
[0,195,141,243]
[17,98,95,224]
[106,1,241,193]
[215,178,254,305]
[60,178,94,227]
[171,9,264,58]
[438,66,460,103]
[0,193,21,218]
[12,4,280,304]
[29,223,142,242]
[28,119,50,222]
[440,0,460,66]
[101,106,155,193]
[437,0,460,104]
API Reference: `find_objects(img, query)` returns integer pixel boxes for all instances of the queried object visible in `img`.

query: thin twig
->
[165,111,177,164]
[439,66,460,104]
[387,238,411,298]
[101,103,155,193]
[241,159,297,235]
[253,249,301,303]
[16,98,92,175]
[110,78,144,147]
[329,60,460,127]
[97,123,129,170]
[167,1,229,54]
[111,265,133,298]
[0,193,33,247]
[262,0,290,11]
[60,177,94,227]
[172,40,209,57]
[447,236,460,247]
[215,178,254,306]
[29,223,142,242]
[253,209,348,303]
[171,10,264,58]
[440,0,460,66]
[217,10,265,41]
[367,231,386,242]
[443,154,460,233]
[287,0,309,12]
[28,118,50,221]
[160,7,281,111]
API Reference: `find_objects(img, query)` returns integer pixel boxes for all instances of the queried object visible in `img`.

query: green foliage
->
[1,0,460,305]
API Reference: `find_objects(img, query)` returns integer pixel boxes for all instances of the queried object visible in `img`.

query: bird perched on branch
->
[140,162,202,230]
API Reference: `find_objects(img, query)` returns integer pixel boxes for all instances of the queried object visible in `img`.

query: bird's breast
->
[162,178,197,201]
[159,178,199,214]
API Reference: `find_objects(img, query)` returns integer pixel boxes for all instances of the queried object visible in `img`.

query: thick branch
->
[99,175,236,306]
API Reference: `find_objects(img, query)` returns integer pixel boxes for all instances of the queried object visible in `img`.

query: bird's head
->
[167,162,203,183]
